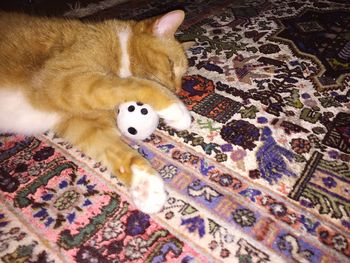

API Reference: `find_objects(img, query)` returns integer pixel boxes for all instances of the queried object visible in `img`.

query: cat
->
[0,10,192,213]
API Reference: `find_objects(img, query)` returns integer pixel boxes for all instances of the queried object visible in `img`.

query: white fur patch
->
[0,89,60,135]
[118,30,132,78]
[157,102,192,130]
[174,66,184,77]
[130,165,167,214]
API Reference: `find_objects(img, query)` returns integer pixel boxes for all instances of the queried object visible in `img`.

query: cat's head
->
[130,10,189,92]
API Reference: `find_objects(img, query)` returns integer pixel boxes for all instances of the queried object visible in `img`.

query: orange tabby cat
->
[0,10,192,213]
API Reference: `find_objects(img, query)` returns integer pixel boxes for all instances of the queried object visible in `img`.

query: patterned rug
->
[1,0,350,262]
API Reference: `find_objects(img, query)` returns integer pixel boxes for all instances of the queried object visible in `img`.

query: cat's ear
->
[153,10,185,38]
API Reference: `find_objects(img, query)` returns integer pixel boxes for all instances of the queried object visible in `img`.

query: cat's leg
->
[37,72,191,130]
[54,113,167,214]
[111,78,192,131]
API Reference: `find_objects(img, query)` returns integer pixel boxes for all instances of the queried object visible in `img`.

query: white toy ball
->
[117,102,159,140]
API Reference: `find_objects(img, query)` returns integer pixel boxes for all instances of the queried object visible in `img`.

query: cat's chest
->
[0,89,60,134]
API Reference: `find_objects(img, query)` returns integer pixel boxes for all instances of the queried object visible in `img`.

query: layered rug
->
[1,0,350,262]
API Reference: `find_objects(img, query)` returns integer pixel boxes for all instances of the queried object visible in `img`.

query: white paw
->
[130,165,167,214]
[157,102,192,130]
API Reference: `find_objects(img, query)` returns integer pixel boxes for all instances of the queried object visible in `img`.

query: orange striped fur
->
[0,10,189,193]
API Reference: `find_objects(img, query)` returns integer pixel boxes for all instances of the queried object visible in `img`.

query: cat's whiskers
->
[130,65,169,90]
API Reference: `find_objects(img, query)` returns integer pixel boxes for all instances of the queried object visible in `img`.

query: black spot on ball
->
[128,105,135,112]
[141,108,148,115]
[128,127,137,135]
[136,102,143,106]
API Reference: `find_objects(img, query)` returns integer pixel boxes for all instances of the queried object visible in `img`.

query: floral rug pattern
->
[0,134,208,262]
[1,0,350,262]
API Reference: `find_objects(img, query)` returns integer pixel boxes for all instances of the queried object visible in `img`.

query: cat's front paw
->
[157,102,192,130]
[130,165,167,214]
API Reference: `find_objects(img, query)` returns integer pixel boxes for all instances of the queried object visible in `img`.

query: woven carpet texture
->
[0,0,350,262]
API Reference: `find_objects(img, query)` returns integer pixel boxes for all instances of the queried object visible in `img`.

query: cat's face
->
[130,10,188,92]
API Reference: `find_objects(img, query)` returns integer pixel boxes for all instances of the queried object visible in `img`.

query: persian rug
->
[1,0,350,262]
